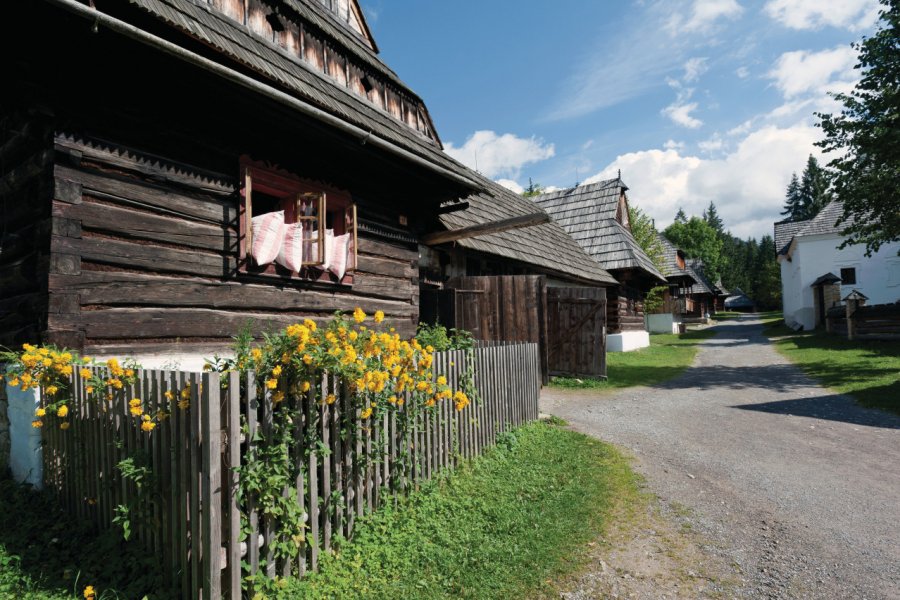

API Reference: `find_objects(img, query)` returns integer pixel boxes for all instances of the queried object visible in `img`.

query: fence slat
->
[201,372,222,599]
[246,372,260,579]
[226,371,241,598]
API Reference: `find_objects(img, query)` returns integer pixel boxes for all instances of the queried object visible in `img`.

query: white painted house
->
[774,201,900,331]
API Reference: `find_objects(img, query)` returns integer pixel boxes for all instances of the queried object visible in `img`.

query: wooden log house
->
[531,178,667,351]
[1,0,499,361]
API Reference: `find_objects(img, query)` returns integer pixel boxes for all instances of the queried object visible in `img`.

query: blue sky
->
[361,0,880,240]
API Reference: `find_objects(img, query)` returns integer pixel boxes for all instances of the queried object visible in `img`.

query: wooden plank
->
[53,198,235,253]
[53,163,236,224]
[49,271,417,315]
[201,373,222,599]
[178,371,190,600]
[261,385,276,579]
[422,212,550,245]
[306,378,319,573]
[226,371,242,598]
[321,374,332,554]
[246,373,260,578]
[295,380,308,577]
[189,374,202,598]
[50,234,234,279]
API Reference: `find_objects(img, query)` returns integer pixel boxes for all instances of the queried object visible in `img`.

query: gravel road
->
[541,317,900,599]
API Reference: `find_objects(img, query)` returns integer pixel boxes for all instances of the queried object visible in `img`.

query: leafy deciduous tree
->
[817,0,900,255]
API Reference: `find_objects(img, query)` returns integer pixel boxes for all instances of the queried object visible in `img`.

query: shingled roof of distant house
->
[774,201,850,256]
[530,180,666,282]
[655,233,696,282]
[123,0,483,190]
[686,259,714,295]
[439,177,619,286]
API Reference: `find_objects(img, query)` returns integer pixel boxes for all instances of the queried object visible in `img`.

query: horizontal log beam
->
[422,212,550,246]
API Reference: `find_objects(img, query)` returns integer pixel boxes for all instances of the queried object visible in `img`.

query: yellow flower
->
[141,419,156,432]
[203,363,213,372]
[272,391,285,405]
[177,398,190,410]
[79,368,92,379]
[82,356,92,363]
[84,585,96,599]
[374,310,385,324]
[31,419,43,428]
[85,386,94,394]
[353,307,366,323]
[130,405,143,417]
[129,398,142,407]
[180,387,191,400]
[265,378,278,390]
[251,348,263,362]
[56,405,69,418]
[42,357,53,367]
[325,394,336,405]
[272,365,282,377]
[437,375,447,386]
[302,354,313,365]
[35,408,46,417]
[124,369,134,378]
[164,390,175,401]
[301,381,311,393]
[349,330,358,341]
[60,422,70,430]
[360,407,372,419]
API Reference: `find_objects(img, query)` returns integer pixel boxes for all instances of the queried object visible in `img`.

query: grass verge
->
[764,321,900,416]
[0,476,165,599]
[550,328,717,391]
[269,421,637,599]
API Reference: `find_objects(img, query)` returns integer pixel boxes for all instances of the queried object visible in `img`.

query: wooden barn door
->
[445,275,549,383]
[547,287,607,379]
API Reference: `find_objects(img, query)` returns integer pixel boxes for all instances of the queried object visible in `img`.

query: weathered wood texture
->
[547,287,607,378]
[826,302,900,340]
[0,111,55,347]
[444,275,550,383]
[46,136,421,350]
[42,343,541,598]
[607,286,646,334]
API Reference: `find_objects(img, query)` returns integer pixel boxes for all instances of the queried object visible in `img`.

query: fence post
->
[201,372,222,599]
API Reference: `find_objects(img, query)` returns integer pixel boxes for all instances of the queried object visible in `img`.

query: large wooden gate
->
[547,286,607,379]
[445,275,549,382]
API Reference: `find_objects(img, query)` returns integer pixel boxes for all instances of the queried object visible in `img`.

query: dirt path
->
[543,317,900,599]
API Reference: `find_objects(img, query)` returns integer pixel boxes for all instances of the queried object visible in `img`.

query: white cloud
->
[581,140,595,151]
[667,0,744,34]
[444,131,555,179]
[697,134,724,152]
[735,66,750,79]
[496,178,524,194]
[664,139,686,150]
[764,0,880,31]
[683,57,709,82]
[767,46,858,99]
[727,119,753,136]
[585,123,823,239]
[662,101,704,128]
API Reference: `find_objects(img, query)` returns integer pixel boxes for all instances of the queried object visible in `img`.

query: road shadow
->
[732,394,900,429]
[652,363,812,393]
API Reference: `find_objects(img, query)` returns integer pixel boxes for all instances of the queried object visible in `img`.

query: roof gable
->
[438,177,618,286]
[530,179,666,282]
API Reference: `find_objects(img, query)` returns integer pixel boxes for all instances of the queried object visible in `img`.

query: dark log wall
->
[607,285,646,334]
[46,135,419,353]
[0,109,54,347]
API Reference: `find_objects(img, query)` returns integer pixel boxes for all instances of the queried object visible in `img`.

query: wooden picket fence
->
[40,342,541,598]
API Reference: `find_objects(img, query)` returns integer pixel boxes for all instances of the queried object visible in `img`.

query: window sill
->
[236,261,354,287]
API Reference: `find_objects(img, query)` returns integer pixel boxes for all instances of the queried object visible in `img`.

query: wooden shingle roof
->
[439,177,619,286]
[123,0,480,189]
[655,233,695,282]
[530,180,666,282]
[774,219,807,256]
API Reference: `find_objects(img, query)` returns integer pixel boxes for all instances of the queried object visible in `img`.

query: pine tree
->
[781,173,803,221]
[674,208,688,223]
[798,155,829,220]
[703,201,724,235]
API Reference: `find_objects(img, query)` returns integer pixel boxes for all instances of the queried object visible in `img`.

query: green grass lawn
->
[550,328,717,391]
[765,322,900,416]
[269,421,637,600]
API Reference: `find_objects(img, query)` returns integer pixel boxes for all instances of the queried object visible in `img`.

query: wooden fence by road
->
[40,342,541,598]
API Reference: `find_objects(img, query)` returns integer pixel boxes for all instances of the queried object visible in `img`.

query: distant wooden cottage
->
[0,0,491,365]
[419,177,618,379]
[531,179,666,351]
